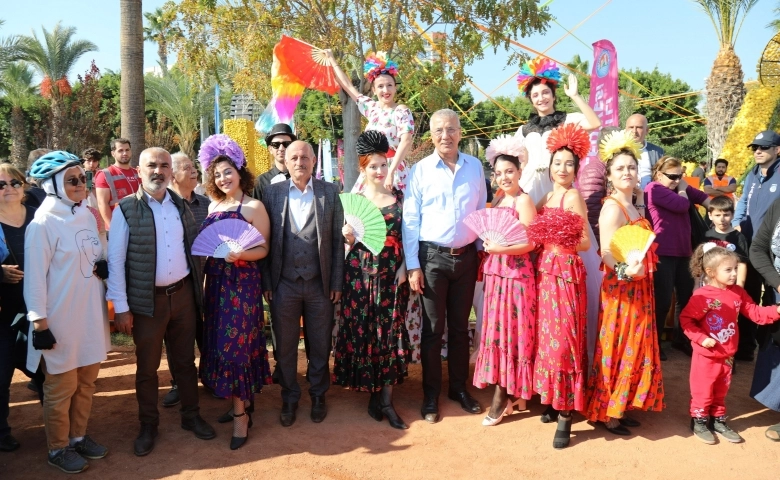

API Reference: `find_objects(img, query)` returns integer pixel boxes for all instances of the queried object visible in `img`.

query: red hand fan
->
[276,35,340,95]
[464,209,528,247]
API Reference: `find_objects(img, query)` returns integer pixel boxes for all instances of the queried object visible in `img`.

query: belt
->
[420,241,471,256]
[155,276,188,296]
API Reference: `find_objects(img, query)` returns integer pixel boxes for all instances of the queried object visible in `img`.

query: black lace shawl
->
[521,111,567,136]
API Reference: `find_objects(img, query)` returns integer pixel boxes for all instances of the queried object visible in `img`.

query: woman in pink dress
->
[325,50,414,193]
[474,135,537,426]
[528,124,591,449]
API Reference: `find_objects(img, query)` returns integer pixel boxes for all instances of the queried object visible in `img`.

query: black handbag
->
[688,201,709,249]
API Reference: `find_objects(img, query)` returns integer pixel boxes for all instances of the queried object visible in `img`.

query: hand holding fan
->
[192,218,266,258]
[609,224,656,264]
[463,209,528,247]
[339,193,386,255]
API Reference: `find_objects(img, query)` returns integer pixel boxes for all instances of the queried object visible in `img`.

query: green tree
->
[0,62,36,167]
[0,20,22,73]
[19,22,97,149]
[144,4,181,74]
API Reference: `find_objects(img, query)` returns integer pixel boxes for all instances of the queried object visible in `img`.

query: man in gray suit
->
[262,140,344,427]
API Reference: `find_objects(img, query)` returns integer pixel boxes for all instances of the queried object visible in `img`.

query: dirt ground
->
[2,347,779,480]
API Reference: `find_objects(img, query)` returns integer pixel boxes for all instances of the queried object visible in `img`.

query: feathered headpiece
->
[598,130,642,162]
[517,56,562,96]
[356,130,390,156]
[198,134,246,171]
[546,123,590,160]
[364,51,399,83]
[485,134,526,167]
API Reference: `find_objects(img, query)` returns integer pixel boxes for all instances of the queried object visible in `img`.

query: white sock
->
[69,436,84,446]
[49,448,63,456]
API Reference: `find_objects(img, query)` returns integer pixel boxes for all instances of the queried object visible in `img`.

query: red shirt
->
[94,165,140,208]
[681,285,779,359]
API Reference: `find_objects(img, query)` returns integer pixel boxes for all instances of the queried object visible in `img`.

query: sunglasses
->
[0,179,23,190]
[64,175,88,187]
[662,172,683,182]
[269,141,292,149]
[750,145,773,152]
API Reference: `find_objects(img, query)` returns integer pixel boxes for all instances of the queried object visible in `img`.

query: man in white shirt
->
[107,147,215,457]
[625,113,665,189]
[403,109,487,423]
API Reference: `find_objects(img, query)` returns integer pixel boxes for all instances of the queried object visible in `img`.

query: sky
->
[2,0,778,103]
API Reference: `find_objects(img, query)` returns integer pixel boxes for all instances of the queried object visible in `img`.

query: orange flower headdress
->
[546,123,590,159]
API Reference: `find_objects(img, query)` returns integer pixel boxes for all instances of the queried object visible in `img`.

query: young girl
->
[528,123,591,449]
[473,135,537,427]
[681,242,780,444]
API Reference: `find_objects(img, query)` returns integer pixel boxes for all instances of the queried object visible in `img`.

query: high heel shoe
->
[483,399,513,426]
[503,398,527,416]
[368,392,383,422]
[379,402,409,430]
[219,400,254,424]
[229,412,252,450]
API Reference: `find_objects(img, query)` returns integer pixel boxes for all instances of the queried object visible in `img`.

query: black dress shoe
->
[659,347,667,361]
[181,415,216,440]
[380,403,409,430]
[134,424,158,456]
[0,434,20,452]
[421,397,439,423]
[618,416,641,428]
[280,401,298,427]
[162,381,180,408]
[448,390,482,414]
[311,396,327,423]
[601,421,631,436]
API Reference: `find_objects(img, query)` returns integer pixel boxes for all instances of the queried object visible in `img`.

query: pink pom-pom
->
[485,135,526,167]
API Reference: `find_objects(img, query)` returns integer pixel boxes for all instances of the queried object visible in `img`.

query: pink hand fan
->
[463,209,528,247]
[191,218,265,258]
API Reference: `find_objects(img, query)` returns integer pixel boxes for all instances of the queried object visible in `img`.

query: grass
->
[110,332,134,347]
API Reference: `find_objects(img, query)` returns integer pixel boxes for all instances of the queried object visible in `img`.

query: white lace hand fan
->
[463,209,528,247]
[191,218,265,258]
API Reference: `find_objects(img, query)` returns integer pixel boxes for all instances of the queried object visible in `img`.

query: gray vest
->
[118,189,202,317]
[281,203,321,281]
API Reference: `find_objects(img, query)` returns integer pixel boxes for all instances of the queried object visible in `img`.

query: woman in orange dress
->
[585,131,665,435]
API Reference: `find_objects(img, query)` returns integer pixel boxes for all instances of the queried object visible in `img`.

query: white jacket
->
[24,197,110,375]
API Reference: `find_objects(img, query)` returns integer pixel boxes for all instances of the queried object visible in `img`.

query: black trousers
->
[418,242,478,399]
[741,263,774,355]
[653,255,694,344]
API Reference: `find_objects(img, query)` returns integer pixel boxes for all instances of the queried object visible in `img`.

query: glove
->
[94,260,109,280]
[32,328,57,350]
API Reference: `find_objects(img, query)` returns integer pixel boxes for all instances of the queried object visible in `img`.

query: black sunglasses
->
[750,145,772,152]
[64,175,88,187]
[269,141,292,149]
[662,172,683,182]
[0,179,23,190]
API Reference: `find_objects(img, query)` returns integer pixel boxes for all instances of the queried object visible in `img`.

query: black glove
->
[32,328,56,350]
[94,260,109,280]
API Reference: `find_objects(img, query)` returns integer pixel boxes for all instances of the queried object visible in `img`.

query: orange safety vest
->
[706,175,735,200]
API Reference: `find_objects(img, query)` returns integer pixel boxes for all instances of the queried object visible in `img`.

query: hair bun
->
[356,131,389,156]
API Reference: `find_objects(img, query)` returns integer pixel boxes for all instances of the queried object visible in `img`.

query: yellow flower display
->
[222,119,272,176]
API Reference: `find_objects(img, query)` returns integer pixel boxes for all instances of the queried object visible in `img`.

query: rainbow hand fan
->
[256,36,340,135]
[463,209,528,247]
[609,224,656,264]
[339,193,386,255]
[191,218,265,258]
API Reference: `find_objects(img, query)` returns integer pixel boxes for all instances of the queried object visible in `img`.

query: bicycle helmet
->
[29,151,81,180]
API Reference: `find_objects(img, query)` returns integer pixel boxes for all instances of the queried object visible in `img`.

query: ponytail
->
[690,242,740,279]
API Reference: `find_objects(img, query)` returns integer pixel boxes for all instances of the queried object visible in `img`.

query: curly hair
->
[204,155,255,201]
[689,244,740,279]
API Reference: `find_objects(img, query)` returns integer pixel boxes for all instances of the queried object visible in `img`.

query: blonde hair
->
[652,155,681,181]
[0,163,29,202]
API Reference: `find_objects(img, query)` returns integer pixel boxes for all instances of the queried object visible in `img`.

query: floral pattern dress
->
[333,189,411,390]
[199,204,272,400]
[529,192,588,412]
[585,199,665,422]
[473,198,537,399]
[351,95,415,193]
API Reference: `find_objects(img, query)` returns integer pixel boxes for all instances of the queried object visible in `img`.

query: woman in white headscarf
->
[24,151,110,474]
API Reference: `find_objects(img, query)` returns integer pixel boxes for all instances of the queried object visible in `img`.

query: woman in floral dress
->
[197,135,272,450]
[474,135,537,426]
[528,124,591,449]
[585,131,664,435]
[333,131,410,430]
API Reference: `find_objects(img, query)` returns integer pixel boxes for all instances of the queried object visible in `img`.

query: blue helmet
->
[29,151,81,180]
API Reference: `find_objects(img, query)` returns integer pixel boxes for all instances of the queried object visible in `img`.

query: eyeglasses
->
[64,175,88,187]
[662,172,683,182]
[432,127,460,138]
[0,179,23,190]
[269,141,292,149]
[750,145,773,152]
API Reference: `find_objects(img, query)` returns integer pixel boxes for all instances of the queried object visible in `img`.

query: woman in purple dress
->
[197,135,272,450]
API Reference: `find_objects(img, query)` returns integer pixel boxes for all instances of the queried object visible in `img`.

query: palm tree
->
[143,6,180,74]
[0,62,36,168]
[767,1,780,31]
[120,0,146,166]
[145,69,211,158]
[19,22,97,149]
[0,20,23,73]
[693,0,757,159]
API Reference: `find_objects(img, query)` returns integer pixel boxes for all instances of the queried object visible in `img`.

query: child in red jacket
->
[681,242,780,445]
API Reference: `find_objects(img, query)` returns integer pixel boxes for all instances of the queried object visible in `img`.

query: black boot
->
[368,391,383,421]
[379,386,408,430]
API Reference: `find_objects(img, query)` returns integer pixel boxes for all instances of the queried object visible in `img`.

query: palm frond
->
[692,0,759,46]
[19,22,98,81]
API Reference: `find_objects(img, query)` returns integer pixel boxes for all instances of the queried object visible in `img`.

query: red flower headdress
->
[546,123,590,159]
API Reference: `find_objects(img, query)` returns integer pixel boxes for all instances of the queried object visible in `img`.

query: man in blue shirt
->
[732,130,780,360]
[403,109,487,423]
